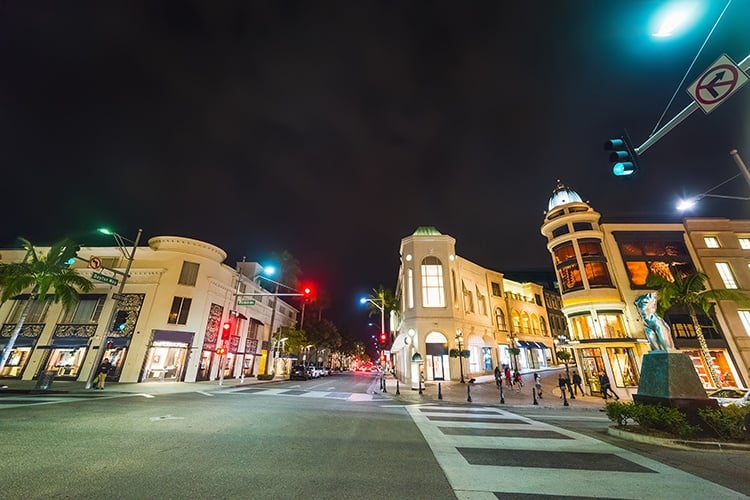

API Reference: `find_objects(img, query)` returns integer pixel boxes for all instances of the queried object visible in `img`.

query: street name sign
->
[237,298,256,306]
[92,272,119,286]
[687,53,748,114]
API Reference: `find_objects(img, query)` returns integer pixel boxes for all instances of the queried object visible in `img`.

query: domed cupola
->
[547,181,583,211]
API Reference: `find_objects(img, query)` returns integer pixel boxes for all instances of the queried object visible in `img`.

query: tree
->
[0,238,93,372]
[646,270,750,388]
[556,350,572,378]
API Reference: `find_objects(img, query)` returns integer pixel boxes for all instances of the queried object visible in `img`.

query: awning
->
[390,334,408,353]
[516,341,530,348]
[0,336,37,348]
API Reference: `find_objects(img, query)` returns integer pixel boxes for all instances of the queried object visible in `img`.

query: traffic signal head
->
[301,285,314,301]
[379,332,387,344]
[221,321,232,340]
[113,310,128,332]
[604,136,638,176]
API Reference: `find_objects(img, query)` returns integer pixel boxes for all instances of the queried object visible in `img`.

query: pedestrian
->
[513,369,522,387]
[494,366,502,387]
[572,371,584,396]
[533,372,543,398]
[96,358,112,390]
[504,365,512,388]
[564,372,574,397]
[599,371,619,400]
[558,373,567,398]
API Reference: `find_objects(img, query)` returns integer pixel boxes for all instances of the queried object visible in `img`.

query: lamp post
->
[360,295,386,373]
[677,150,750,210]
[455,328,465,384]
[85,227,142,390]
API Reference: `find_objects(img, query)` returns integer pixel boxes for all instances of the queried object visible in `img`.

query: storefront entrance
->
[425,332,449,381]
[142,330,194,382]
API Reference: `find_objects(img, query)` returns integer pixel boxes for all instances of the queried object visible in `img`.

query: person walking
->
[96,358,112,390]
[599,371,619,400]
[558,373,568,399]
[572,371,584,396]
[504,365,512,388]
[533,372,543,399]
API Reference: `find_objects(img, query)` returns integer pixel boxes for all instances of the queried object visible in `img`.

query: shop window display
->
[606,347,639,387]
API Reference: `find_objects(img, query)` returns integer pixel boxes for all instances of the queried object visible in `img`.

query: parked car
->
[707,388,750,407]
[289,365,310,380]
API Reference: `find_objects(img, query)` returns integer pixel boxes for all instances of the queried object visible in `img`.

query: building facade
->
[0,236,298,385]
[541,183,748,398]
[390,227,553,389]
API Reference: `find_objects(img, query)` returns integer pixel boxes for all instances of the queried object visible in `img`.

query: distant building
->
[0,236,297,384]
[541,183,747,397]
[391,227,553,388]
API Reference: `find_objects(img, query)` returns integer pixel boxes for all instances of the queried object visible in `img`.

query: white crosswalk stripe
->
[406,404,747,500]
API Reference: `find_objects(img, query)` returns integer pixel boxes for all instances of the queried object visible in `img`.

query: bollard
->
[418,378,423,395]
[532,386,538,406]
[382,375,387,393]
[467,384,472,403]
[396,379,400,395]
[563,387,569,407]
[499,384,505,404]
[438,382,443,400]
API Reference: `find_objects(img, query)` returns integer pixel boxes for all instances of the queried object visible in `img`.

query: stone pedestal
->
[633,351,717,419]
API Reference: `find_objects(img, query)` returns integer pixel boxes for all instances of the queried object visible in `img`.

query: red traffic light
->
[221,321,232,340]
[216,347,227,355]
[379,332,387,344]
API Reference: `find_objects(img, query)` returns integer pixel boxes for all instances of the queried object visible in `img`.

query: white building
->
[0,236,298,384]
[391,227,553,389]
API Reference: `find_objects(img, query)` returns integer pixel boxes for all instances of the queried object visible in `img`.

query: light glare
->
[651,2,700,38]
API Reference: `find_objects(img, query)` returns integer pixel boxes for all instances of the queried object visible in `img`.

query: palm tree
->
[0,238,93,372]
[646,270,749,388]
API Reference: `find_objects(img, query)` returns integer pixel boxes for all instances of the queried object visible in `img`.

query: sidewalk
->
[0,374,275,395]
[385,368,608,412]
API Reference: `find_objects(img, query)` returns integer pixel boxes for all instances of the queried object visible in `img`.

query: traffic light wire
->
[649,0,733,138]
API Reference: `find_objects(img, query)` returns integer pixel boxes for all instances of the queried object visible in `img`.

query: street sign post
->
[687,53,748,115]
[91,272,119,286]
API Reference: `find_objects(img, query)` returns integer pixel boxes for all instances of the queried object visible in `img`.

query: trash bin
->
[34,370,57,391]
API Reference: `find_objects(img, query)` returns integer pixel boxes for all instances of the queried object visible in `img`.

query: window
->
[739,238,750,250]
[557,262,583,292]
[495,308,506,330]
[703,237,720,248]
[615,232,695,287]
[597,312,626,338]
[573,222,593,231]
[668,313,721,340]
[178,261,200,286]
[168,297,192,324]
[8,295,53,323]
[462,282,474,313]
[420,256,445,307]
[61,295,106,323]
[407,269,414,309]
[539,317,548,335]
[715,262,738,289]
[552,225,570,237]
[738,311,750,336]
[491,282,502,296]
[578,239,613,288]
[476,287,487,316]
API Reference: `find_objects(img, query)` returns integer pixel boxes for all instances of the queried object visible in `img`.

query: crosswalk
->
[221,386,387,402]
[406,404,746,500]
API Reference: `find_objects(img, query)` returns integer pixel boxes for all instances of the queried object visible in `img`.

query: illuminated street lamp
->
[85,227,143,390]
[455,329,465,384]
[677,150,750,211]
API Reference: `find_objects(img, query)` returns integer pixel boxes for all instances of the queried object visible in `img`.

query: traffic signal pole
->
[634,53,749,156]
[85,228,143,390]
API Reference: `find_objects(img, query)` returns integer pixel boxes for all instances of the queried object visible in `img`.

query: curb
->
[608,426,750,451]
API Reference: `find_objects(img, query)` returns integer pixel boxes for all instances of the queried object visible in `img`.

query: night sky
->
[2,1,749,337]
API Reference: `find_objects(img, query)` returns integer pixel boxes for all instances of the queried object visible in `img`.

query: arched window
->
[540,317,548,335]
[495,307,506,330]
[521,311,531,334]
[421,256,445,307]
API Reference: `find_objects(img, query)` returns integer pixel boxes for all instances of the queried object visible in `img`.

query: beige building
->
[541,183,747,398]
[0,236,298,385]
[391,227,553,389]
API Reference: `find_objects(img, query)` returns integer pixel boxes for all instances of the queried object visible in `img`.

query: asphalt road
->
[2,372,749,499]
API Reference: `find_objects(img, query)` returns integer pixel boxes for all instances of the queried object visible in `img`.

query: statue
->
[634,292,675,351]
